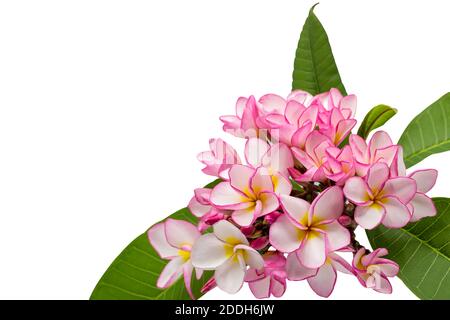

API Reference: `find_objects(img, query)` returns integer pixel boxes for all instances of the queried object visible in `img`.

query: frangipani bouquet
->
[91,6,450,300]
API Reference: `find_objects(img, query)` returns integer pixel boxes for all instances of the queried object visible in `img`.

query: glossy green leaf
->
[292,4,347,95]
[398,93,450,168]
[367,198,450,300]
[357,104,397,139]
[90,179,220,300]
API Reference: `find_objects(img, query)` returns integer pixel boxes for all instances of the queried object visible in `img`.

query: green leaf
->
[366,198,450,300]
[357,104,397,139]
[90,179,221,300]
[292,4,347,95]
[398,93,450,168]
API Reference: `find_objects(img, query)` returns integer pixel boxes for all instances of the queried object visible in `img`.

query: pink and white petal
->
[317,221,350,252]
[147,223,178,259]
[248,276,271,299]
[285,100,305,125]
[349,134,368,162]
[380,196,412,228]
[232,206,257,227]
[328,253,354,275]
[182,262,195,299]
[279,195,309,228]
[343,177,371,205]
[235,97,247,117]
[229,165,256,196]
[373,145,399,167]
[194,188,212,205]
[165,219,200,248]
[369,274,393,294]
[251,168,275,194]
[354,203,386,230]
[244,268,264,282]
[339,94,357,116]
[259,192,280,216]
[245,138,269,168]
[369,131,393,156]
[352,248,367,271]
[157,257,185,288]
[236,245,264,269]
[305,131,331,157]
[272,173,293,195]
[270,277,286,298]
[213,220,248,245]
[307,262,337,298]
[297,231,327,269]
[409,193,436,222]
[259,94,286,114]
[195,267,204,280]
[382,177,417,203]
[215,255,246,294]
[188,196,210,218]
[263,143,294,176]
[191,233,234,269]
[269,214,304,253]
[286,252,317,280]
[409,169,438,193]
[366,163,389,193]
[210,181,250,208]
[310,186,344,224]
[334,119,357,145]
[291,123,313,149]
[376,261,400,277]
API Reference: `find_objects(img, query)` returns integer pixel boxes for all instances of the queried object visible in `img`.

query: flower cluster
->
[148,89,438,299]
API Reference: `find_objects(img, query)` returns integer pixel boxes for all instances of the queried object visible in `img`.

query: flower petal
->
[354,203,385,230]
[236,244,264,269]
[317,221,350,252]
[248,276,271,299]
[270,276,286,298]
[191,233,233,269]
[259,94,286,114]
[157,257,184,288]
[215,255,246,294]
[280,195,310,228]
[297,231,327,269]
[213,220,248,245]
[251,167,274,195]
[210,181,250,209]
[366,162,389,193]
[229,165,255,195]
[382,177,417,203]
[343,177,371,205]
[147,223,178,259]
[164,219,200,248]
[245,138,269,168]
[310,186,344,224]
[269,214,304,253]
[409,169,438,193]
[409,193,436,222]
[232,206,257,227]
[286,253,317,281]
[307,262,337,298]
[182,262,195,299]
[259,192,280,216]
[380,196,412,228]
[369,131,393,157]
[272,173,292,195]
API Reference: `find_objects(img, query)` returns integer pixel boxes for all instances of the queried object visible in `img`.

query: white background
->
[0,0,449,300]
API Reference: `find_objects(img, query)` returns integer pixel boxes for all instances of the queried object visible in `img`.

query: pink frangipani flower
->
[353,248,399,294]
[210,164,291,226]
[245,251,287,299]
[344,162,416,229]
[323,145,356,186]
[287,250,354,298]
[349,131,400,177]
[191,220,264,294]
[147,219,202,299]
[197,138,241,179]
[269,186,350,269]
[290,131,334,182]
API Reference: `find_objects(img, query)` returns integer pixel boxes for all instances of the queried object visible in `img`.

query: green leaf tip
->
[357,104,398,139]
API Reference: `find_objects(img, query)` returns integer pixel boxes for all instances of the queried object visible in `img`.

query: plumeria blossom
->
[344,163,416,229]
[147,219,202,299]
[245,251,287,299]
[210,164,291,226]
[197,138,241,179]
[349,131,400,177]
[148,88,440,299]
[353,248,399,294]
[270,186,350,268]
[287,249,353,297]
[191,220,264,294]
